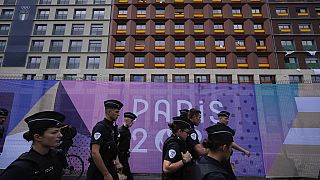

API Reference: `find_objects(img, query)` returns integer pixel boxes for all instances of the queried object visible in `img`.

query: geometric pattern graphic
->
[0,81,319,178]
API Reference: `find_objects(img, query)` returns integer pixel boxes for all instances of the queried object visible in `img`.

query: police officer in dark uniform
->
[180,108,207,161]
[86,99,123,180]
[0,111,67,180]
[214,111,250,179]
[192,125,237,180]
[118,112,137,180]
[162,116,193,180]
[0,108,8,139]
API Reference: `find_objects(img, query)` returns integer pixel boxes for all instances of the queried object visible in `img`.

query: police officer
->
[0,111,67,180]
[118,112,137,180]
[215,111,250,179]
[86,99,123,180]
[181,108,207,160]
[162,116,192,180]
[192,125,237,180]
[0,108,8,139]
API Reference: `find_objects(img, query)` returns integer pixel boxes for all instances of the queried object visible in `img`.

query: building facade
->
[0,0,319,83]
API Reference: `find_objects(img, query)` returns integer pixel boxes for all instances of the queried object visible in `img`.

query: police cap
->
[124,112,137,120]
[24,111,65,131]
[104,100,123,110]
[0,108,8,116]
[218,111,230,118]
[172,116,192,130]
[205,125,234,143]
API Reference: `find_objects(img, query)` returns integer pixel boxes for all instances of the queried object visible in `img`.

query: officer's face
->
[0,115,7,125]
[37,127,63,148]
[221,144,232,161]
[219,116,229,125]
[191,113,201,126]
[124,117,134,128]
[178,129,189,141]
[108,109,120,122]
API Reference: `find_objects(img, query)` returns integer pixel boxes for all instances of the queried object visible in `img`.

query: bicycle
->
[62,148,85,180]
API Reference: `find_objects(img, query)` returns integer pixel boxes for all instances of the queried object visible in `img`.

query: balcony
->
[117,14,127,18]
[155,0,165,2]
[174,14,184,18]
[116,30,126,34]
[118,0,128,2]
[115,46,125,50]
[134,63,144,68]
[194,14,204,18]
[155,29,165,34]
[256,46,267,51]
[136,30,146,34]
[136,14,146,18]
[215,46,226,51]
[195,63,206,68]
[216,63,227,68]
[285,63,299,69]
[175,63,186,68]
[282,45,295,51]
[237,63,248,68]
[193,0,202,2]
[251,0,261,1]
[232,14,243,18]
[297,13,309,17]
[252,13,262,17]
[213,29,224,34]
[114,63,124,68]
[155,63,165,68]
[303,45,317,51]
[194,29,204,34]
[212,0,221,2]
[236,46,246,51]
[213,14,223,18]
[234,29,244,34]
[135,46,145,51]
[195,46,205,50]
[300,28,311,33]
[259,63,270,68]
[254,29,265,34]
[174,0,184,2]
[155,46,165,50]
[280,29,291,33]
[231,0,240,2]
[175,46,185,50]
[307,63,320,69]
[277,13,288,17]
[175,29,184,34]
[155,14,165,18]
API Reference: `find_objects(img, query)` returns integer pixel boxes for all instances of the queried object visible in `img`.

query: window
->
[316,8,320,14]
[33,24,46,35]
[64,74,77,80]
[1,9,14,19]
[69,40,82,52]
[215,40,225,47]
[110,75,125,81]
[285,57,297,64]
[55,9,68,19]
[30,40,44,52]
[91,24,103,35]
[238,75,254,84]
[302,40,316,50]
[252,8,261,14]
[213,24,223,30]
[302,40,314,46]
[289,75,303,84]
[88,40,102,52]
[134,57,144,63]
[195,40,205,46]
[258,57,268,64]
[3,0,16,5]
[0,24,10,35]
[237,57,247,64]
[278,24,291,30]
[87,57,100,69]
[136,40,144,47]
[155,40,165,46]
[299,24,311,30]
[57,0,69,4]
[175,57,185,63]
[305,57,318,64]
[26,57,41,69]
[118,9,127,15]
[66,57,80,69]
[194,24,204,30]
[92,9,105,20]
[173,75,189,83]
[156,9,165,15]
[74,9,86,19]
[213,9,222,14]
[71,24,84,35]
[254,24,263,30]
[256,39,266,46]
[0,56,3,67]
[155,57,165,63]
[47,57,60,69]
[23,74,36,80]
[156,24,165,30]
[75,0,87,4]
[234,24,243,29]
[194,75,209,83]
[115,57,124,64]
[276,8,288,14]
[232,9,241,14]
[175,24,184,30]
[260,75,275,84]
[195,57,205,64]
[311,75,320,83]
[137,10,146,15]
[296,7,308,13]
[235,40,245,46]
[117,24,126,30]
[84,74,97,81]
[94,0,105,4]
[0,40,6,51]
[152,75,167,82]
[116,40,125,46]
[43,74,56,80]
[136,24,146,30]
[52,24,65,35]
[174,9,184,15]
[175,40,184,46]
[49,40,63,52]
[216,57,226,63]
[130,75,146,82]
[281,40,295,51]
[216,75,231,84]
[37,9,50,19]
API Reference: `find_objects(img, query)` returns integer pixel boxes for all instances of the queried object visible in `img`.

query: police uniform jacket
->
[184,119,200,160]
[118,125,131,154]
[162,135,187,180]
[0,148,66,180]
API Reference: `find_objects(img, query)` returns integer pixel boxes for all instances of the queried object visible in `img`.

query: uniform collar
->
[122,124,129,129]
[104,118,114,126]
[30,148,52,157]
[185,119,195,129]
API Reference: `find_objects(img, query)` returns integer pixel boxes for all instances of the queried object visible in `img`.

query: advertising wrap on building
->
[0,80,319,178]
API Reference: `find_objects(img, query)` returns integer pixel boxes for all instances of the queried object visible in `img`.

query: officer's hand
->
[114,160,123,169]
[104,173,113,180]
[244,150,251,157]
[181,151,192,163]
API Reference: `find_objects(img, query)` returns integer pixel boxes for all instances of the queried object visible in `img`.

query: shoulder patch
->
[191,133,197,140]
[94,132,101,140]
[168,149,176,159]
